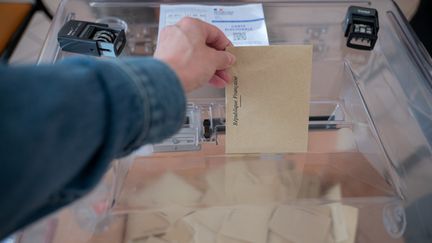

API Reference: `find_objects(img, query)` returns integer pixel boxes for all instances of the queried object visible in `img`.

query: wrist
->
[154,56,191,92]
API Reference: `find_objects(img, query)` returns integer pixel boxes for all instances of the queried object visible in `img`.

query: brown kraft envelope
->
[225,45,313,153]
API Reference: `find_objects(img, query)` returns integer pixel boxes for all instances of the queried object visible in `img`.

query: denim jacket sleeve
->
[0,56,186,239]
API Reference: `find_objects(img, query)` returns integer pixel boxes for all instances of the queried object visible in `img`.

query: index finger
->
[197,19,233,50]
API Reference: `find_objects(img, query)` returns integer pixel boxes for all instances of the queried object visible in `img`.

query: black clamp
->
[57,20,126,57]
[343,6,379,50]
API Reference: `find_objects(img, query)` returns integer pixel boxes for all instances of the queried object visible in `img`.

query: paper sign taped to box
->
[225,45,312,153]
[158,4,269,46]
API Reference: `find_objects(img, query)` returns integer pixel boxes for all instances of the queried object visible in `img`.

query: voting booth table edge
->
[9,1,432,243]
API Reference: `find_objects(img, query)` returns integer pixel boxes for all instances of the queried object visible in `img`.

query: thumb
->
[210,50,236,70]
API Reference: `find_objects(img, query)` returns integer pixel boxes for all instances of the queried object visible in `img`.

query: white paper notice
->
[159,4,269,46]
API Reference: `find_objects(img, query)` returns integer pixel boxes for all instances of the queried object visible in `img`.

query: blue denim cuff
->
[115,57,186,155]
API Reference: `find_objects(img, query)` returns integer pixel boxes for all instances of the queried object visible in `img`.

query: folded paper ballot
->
[124,167,359,243]
[226,45,313,153]
[125,204,358,243]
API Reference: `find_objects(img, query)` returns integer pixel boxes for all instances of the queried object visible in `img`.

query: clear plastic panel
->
[21,0,432,242]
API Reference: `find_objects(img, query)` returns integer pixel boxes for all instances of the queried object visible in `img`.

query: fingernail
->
[229,53,236,65]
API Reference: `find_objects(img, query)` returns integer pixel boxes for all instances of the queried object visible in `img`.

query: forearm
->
[0,56,185,238]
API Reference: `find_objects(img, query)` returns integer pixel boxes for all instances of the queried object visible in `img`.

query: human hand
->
[154,17,236,92]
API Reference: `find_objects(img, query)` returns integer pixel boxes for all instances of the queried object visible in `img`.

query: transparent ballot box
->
[14,0,432,243]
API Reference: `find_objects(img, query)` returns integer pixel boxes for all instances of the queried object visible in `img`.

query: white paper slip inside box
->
[269,205,332,243]
[225,45,313,154]
[159,4,269,46]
